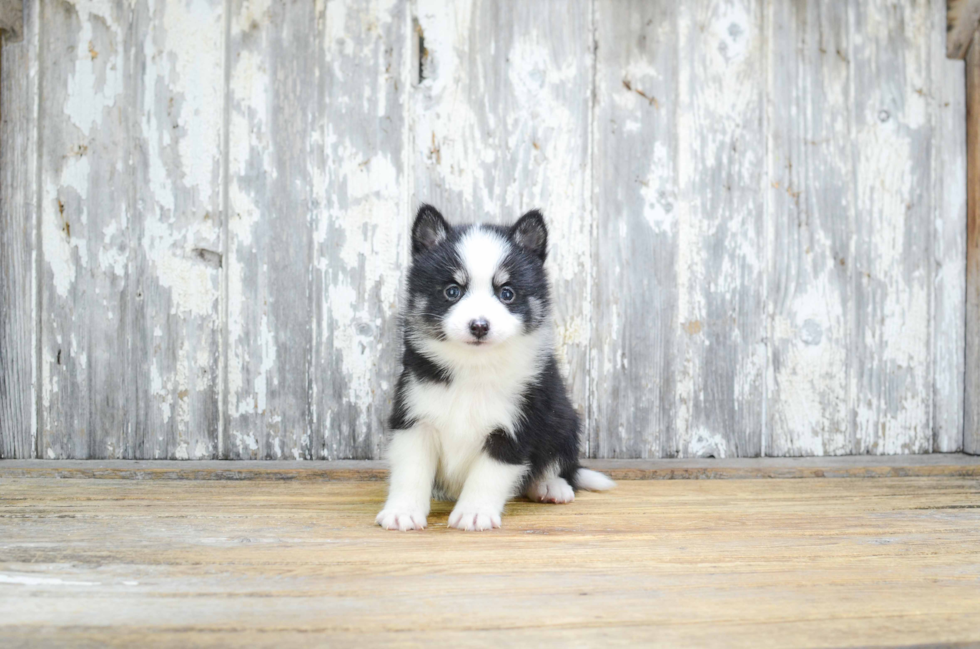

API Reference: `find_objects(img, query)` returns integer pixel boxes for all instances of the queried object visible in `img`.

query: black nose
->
[469,319,490,339]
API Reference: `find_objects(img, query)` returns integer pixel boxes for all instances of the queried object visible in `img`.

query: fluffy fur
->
[376,205,614,532]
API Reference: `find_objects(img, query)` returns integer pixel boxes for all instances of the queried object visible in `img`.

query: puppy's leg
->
[376,426,438,531]
[448,453,526,531]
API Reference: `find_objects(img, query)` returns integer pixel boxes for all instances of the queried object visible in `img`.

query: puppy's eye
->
[499,286,516,303]
[444,285,462,301]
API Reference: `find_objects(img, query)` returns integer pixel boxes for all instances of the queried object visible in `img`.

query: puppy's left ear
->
[510,210,548,262]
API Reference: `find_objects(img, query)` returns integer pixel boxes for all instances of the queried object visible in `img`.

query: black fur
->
[481,356,582,491]
[390,204,585,492]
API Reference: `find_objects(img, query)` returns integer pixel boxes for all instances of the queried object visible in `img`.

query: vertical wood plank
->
[225,0,319,459]
[312,0,410,459]
[38,0,225,459]
[932,0,967,453]
[765,0,851,456]
[226,0,409,460]
[38,0,127,458]
[415,0,594,450]
[0,0,38,458]
[136,0,225,459]
[591,0,679,458]
[848,0,933,454]
[593,0,767,459]
[675,0,767,458]
[966,29,980,455]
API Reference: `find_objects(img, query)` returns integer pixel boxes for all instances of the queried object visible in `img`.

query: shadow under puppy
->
[377,205,615,532]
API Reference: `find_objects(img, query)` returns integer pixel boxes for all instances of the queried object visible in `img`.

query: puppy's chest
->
[408,376,524,444]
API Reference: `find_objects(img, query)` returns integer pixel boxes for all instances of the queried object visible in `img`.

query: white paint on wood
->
[37,0,224,459]
[849,0,934,454]
[0,0,38,458]
[766,0,851,456]
[0,0,970,459]
[966,29,980,455]
[225,0,320,459]
[594,0,766,458]
[933,0,967,452]
[591,0,680,458]
[313,0,411,460]
[226,0,409,460]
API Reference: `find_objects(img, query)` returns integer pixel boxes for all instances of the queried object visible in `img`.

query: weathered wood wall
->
[0,0,969,459]
[966,25,980,455]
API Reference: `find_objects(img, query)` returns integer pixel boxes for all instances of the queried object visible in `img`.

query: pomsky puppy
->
[376,205,615,532]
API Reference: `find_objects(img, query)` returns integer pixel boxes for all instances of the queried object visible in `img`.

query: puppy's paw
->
[376,506,427,531]
[527,477,574,504]
[448,504,502,531]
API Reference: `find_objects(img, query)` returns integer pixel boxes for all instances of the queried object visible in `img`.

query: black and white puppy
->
[377,205,615,532]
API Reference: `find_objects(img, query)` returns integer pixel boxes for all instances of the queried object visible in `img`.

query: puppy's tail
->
[574,468,616,492]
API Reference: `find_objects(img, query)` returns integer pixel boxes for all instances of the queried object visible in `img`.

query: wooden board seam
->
[1,454,978,481]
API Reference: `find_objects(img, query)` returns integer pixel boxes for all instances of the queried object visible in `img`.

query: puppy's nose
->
[469,319,490,339]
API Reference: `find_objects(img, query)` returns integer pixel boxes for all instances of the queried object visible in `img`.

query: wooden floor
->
[2,475,980,648]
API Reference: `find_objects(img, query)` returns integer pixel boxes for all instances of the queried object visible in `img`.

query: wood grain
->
[1,477,979,647]
[766,0,851,456]
[677,0,767,459]
[1,454,978,481]
[37,0,224,459]
[0,0,21,40]
[849,0,934,455]
[591,0,679,459]
[0,0,971,460]
[967,28,980,455]
[593,0,767,458]
[226,0,409,460]
[312,0,410,460]
[224,0,320,460]
[0,0,36,459]
[414,0,594,451]
[933,0,968,452]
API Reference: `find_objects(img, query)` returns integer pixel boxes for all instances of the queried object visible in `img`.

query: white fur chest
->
[403,331,549,496]
[404,371,522,496]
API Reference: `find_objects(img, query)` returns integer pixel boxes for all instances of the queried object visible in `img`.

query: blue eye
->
[444,285,461,300]
[499,286,515,303]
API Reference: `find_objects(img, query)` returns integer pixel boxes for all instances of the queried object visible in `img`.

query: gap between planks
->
[0,454,978,481]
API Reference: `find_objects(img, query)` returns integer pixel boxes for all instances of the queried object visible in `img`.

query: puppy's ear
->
[509,210,548,262]
[412,204,449,257]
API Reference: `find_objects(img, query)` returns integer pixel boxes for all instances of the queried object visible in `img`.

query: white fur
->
[376,426,438,531]
[448,453,527,531]
[408,327,549,497]
[526,462,575,503]
[575,468,617,491]
[442,228,522,346]
[527,476,575,504]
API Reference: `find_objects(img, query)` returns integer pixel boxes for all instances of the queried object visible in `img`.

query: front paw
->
[448,504,502,531]
[376,505,427,531]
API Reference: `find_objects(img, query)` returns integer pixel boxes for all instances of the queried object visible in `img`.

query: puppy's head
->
[406,205,551,349]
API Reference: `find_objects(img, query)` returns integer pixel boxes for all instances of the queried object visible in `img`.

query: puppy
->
[376,205,615,532]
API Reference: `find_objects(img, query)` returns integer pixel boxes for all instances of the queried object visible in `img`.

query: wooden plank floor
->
[1,476,979,648]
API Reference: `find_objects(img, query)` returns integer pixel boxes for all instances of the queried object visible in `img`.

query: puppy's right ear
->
[412,204,449,257]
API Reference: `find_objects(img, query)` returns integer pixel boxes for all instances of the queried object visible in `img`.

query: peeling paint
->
[13,0,964,462]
